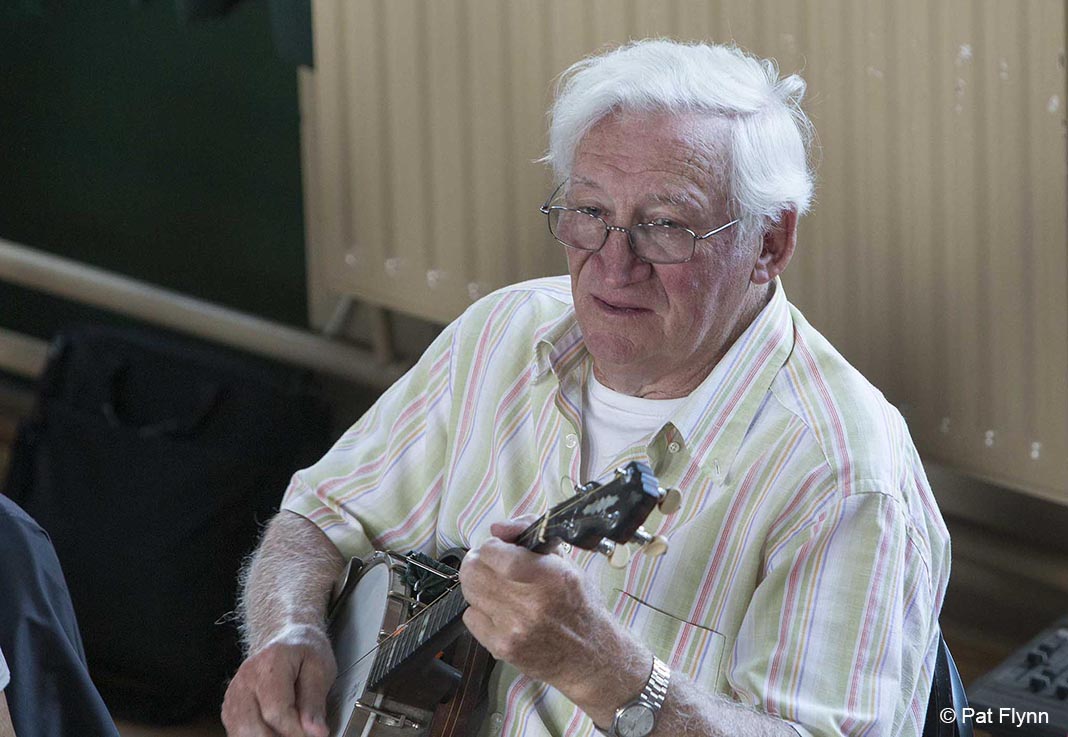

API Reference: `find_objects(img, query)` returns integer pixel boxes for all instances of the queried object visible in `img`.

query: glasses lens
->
[548,209,605,251]
[631,224,695,263]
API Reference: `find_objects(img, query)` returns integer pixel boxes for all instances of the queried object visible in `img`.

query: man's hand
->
[459,517,648,720]
[221,625,336,737]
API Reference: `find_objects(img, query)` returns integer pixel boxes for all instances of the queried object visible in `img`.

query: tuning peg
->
[657,487,682,515]
[632,527,670,558]
[596,539,632,568]
[643,535,669,558]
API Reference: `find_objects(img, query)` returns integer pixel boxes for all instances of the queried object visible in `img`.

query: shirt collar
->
[533,307,586,381]
[667,277,795,479]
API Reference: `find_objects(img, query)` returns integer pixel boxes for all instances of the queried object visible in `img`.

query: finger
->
[469,537,516,575]
[476,537,555,582]
[223,671,283,737]
[490,513,540,543]
[223,684,285,737]
[458,549,494,606]
[251,695,291,737]
[296,653,334,737]
[459,547,530,619]
[462,606,500,654]
[254,655,306,737]
[256,696,303,737]
[222,693,263,737]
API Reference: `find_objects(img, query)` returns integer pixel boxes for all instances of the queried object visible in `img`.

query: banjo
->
[324,461,682,737]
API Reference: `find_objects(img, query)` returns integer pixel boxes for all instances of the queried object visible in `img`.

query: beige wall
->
[301,0,1068,503]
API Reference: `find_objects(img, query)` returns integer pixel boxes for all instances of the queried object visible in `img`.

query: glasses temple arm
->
[540,179,569,214]
[696,218,741,241]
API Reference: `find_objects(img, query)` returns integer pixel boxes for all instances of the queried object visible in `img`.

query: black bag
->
[3,324,332,724]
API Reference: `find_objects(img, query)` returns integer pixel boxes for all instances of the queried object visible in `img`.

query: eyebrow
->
[567,175,600,191]
[649,191,704,210]
[569,177,703,208]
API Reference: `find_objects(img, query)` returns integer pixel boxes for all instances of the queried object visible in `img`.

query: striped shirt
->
[282,276,951,737]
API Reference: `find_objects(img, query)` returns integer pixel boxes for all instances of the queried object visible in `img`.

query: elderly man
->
[223,40,950,737]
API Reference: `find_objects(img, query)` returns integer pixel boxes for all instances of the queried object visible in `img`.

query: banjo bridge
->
[353,700,423,730]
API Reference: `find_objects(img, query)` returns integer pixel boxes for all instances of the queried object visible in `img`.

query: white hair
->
[544,39,816,239]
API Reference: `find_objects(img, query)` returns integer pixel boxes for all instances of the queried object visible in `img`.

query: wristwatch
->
[605,656,671,737]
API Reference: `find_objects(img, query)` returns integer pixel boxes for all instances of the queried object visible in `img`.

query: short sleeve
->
[281,318,458,559]
[728,491,939,737]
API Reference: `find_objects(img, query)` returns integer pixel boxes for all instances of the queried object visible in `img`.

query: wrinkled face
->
[566,110,764,396]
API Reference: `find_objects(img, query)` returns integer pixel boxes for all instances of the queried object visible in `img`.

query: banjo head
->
[326,554,395,736]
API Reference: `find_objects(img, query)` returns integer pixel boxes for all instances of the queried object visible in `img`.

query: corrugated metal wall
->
[301,0,1068,502]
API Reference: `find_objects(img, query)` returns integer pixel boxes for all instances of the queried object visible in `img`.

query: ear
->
[751,209,797,285]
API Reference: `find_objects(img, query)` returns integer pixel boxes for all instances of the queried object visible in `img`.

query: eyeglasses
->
[539,181,739,264]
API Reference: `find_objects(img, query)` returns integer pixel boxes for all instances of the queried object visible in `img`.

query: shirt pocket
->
[611,589,729,694]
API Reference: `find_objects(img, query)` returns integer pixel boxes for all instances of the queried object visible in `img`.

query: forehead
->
[570,110,730,202]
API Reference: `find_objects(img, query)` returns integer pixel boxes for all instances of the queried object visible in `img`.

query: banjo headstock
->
[519,461,681,567]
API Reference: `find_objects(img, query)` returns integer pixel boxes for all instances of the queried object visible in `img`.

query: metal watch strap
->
[606,655,671,737]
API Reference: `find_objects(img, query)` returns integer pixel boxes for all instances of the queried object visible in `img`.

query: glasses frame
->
[539,180,740,264]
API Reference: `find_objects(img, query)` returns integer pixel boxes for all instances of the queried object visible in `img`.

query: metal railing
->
[0,238,408,388]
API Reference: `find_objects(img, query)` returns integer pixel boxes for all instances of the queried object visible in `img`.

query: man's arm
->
[222,510,345,737]
[225,316,461,737]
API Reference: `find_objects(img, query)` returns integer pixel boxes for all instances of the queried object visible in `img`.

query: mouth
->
[593,296,651,315]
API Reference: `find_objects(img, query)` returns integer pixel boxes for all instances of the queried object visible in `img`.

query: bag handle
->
[101,363,223,439]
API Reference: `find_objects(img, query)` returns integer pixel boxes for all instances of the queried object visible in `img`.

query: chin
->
[583,330,647,369]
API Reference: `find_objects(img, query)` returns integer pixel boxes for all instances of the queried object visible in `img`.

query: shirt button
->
[564,433,578,449]
[489,712,504,735]
[667,441,681,453]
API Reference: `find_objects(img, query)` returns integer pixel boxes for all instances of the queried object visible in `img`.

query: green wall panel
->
[0,0,306,340]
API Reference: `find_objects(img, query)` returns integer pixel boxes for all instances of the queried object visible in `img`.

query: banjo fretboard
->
[368,584,468,689]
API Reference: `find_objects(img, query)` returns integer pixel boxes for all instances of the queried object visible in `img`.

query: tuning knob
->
[596,539,632,568]
[631,527,670,558]
[642,535,669,558]
[657,487,682,514]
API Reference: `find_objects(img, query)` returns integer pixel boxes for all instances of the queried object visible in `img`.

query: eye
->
[576,206,603,218]
[649,217,682,228]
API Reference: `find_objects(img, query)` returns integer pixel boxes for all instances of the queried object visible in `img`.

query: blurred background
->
[1,1,1067,736]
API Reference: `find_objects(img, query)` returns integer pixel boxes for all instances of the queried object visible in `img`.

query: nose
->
[596,228,651,286]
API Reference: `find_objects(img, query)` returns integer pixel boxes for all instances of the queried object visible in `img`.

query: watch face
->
[617,704,655,737]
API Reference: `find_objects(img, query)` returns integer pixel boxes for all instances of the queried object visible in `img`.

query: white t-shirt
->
[0,645,8,691]
[581,371,689,480]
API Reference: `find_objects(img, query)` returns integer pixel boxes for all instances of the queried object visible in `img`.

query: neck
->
[591,361,710,399]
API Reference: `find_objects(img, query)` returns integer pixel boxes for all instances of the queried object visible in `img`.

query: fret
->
[372,637,399,686]
[384,633,398,672]
[397,627,414,661]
